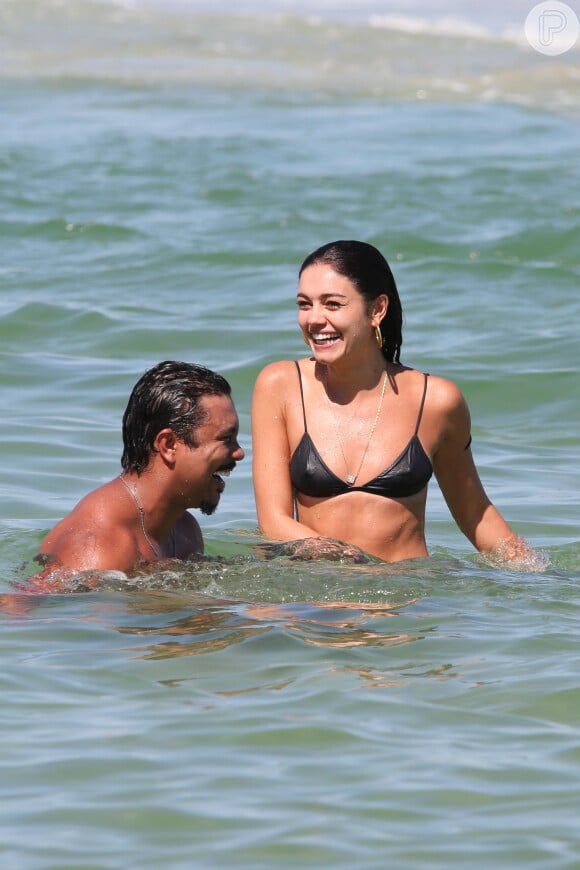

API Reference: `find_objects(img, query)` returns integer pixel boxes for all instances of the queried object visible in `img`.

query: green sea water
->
[1,2,580,867]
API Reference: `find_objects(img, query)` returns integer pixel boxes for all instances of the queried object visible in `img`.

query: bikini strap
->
[414,373,429,436]
[295,361,308,431]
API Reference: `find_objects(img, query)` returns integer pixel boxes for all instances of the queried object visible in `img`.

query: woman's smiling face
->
[297,262,373,361]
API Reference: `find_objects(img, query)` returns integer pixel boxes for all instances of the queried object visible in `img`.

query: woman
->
[251,239,533,565]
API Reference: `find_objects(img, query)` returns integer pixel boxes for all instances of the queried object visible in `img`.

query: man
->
[32,360,244,584]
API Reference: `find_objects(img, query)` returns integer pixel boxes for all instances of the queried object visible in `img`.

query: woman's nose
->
[306,304,326,327]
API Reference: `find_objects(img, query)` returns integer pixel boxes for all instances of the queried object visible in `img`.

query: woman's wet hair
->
[299,240,403,363]
[121,360,231,473]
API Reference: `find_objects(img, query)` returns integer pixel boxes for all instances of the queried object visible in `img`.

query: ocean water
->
[1,0,580,866]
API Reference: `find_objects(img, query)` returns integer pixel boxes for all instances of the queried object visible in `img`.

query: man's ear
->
[154,428,178,466]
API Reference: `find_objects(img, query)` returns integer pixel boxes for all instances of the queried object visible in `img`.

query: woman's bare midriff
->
[295,489,429,563]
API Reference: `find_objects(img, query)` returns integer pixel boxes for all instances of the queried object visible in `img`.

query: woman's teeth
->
[312,333,339,344]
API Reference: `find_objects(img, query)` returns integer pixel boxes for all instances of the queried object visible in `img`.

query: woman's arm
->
[430,377,532,561]
[251,361,322,542]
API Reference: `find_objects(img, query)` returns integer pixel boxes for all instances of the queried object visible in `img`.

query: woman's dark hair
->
[121,360,231,474]
[299,240,403,363]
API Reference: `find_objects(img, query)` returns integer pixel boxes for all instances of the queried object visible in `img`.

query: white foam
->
[482,540,551,574]
[369,14,493,41]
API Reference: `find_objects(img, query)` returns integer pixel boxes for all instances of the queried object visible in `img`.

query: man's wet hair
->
[121,360,231,473]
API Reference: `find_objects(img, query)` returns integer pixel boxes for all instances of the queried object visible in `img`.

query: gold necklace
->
[325,370,388,486]
[118,474,162,558]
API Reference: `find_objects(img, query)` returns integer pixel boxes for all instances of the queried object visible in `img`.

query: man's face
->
[177,393,244,515]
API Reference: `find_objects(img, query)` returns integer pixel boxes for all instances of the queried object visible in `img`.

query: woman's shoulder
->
[396,366,468,416]
[254,358,310,389]
[421,371,471,435]
[252,358,310,425]
[425,371,466,406]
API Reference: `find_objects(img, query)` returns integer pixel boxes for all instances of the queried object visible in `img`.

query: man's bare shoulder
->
[42,479,124,536]
[173,511,204,558]
[36,478,136,572]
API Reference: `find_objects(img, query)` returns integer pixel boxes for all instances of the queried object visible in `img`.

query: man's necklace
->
[325,370,388,486]
[118,473,162,558]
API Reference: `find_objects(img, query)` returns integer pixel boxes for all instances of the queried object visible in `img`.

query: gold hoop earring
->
[374,325,383,349]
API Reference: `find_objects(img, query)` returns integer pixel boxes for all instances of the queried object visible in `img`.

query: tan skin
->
[31,394,244,587]
[252,262,528,564]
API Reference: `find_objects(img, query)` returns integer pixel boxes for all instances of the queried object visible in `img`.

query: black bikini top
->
[289,363,433,499]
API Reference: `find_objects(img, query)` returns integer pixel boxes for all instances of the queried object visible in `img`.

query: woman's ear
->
[372,294,389,325]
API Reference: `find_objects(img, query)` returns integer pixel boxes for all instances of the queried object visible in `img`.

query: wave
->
[1,0,578,114]
[370,13,497,41]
